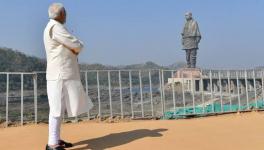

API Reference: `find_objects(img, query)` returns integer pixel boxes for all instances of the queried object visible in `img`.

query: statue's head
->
[185,12,193,21]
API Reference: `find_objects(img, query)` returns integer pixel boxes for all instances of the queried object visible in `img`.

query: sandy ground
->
[1,112,264,150]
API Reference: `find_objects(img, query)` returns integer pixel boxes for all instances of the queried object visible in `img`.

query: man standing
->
[44,3,93,150]
[181,12,201,68]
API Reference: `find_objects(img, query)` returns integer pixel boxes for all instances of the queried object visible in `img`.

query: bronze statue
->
[181,12,201,68]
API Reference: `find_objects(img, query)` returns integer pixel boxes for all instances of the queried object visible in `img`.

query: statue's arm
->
[194,21,201,43]
[196,36,201,43]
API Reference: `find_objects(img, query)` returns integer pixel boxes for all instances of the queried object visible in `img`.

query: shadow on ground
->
[71,128,168,150]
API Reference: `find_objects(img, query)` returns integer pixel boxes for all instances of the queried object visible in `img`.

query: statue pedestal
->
[168,68,202,92]
[174,68,201,78]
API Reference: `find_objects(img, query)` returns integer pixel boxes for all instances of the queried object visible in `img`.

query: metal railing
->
[1,69,264,127]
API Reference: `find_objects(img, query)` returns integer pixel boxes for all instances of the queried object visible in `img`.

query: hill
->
[0,47,46,72]
[0,47,185,72]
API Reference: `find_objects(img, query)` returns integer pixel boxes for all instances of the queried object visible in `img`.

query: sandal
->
[59,140,73,148]
[46,144,65,150]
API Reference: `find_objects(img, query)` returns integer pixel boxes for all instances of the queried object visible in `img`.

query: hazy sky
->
[0,0,263,69]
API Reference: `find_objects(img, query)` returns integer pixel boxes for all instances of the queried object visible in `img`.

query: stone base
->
[174,67,201,78]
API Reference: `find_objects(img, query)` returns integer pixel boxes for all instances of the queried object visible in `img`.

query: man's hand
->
[70,49,79,55]
[63,44,79,55]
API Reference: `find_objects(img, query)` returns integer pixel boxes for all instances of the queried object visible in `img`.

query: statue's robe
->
[182,19,201,50]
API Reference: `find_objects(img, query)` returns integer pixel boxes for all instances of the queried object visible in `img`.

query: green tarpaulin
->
[164,100,264,119]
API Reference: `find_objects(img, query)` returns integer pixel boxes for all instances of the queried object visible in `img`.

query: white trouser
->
[48,79,66,145]
[47,78,93,145]
[48,114,62,145]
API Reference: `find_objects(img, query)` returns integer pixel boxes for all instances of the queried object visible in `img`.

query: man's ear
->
[59,12,63,20]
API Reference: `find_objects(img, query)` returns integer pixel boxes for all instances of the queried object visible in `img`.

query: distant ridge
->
[0,47,46,72]
[0,47,185,72]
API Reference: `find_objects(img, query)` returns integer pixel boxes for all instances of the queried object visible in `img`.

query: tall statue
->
[181,12,201,68]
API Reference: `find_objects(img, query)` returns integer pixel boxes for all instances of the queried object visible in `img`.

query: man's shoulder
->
[47,19,64,29]
[45,20,60,30]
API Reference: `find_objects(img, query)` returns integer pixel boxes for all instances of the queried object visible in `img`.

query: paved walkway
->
[1,112,264,150]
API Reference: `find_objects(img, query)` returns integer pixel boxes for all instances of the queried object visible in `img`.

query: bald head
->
[48,3,66,24]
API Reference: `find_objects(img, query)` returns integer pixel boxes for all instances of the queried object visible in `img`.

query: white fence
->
[1,69,264,127]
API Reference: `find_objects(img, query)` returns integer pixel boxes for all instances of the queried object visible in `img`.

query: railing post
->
[33,73,38,124]
[97,71,101,118]
[219,71,223,112]
[85,71,90,120]
[108,71,113,119]
[161,70,165,114]
[236,71,241,111]
[200,70,205,113]
[158,70,164,117]
[244,70,249,110]
[253,70,258,108]
[227,71,232,111]
[21,74,24,126]
[262,70,264,106]
[149,70,154,117]
[129,70,134,118]
[209,70,214,112]
[139,70,144,117]
[171,71,176,115]
[6,73,9,127]
[118,70,123,118]
[191,71,195,113]
[181,74,186,114]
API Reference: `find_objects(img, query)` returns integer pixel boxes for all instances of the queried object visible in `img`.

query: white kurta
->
[47,79,93,117]
[44,19,93,117]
